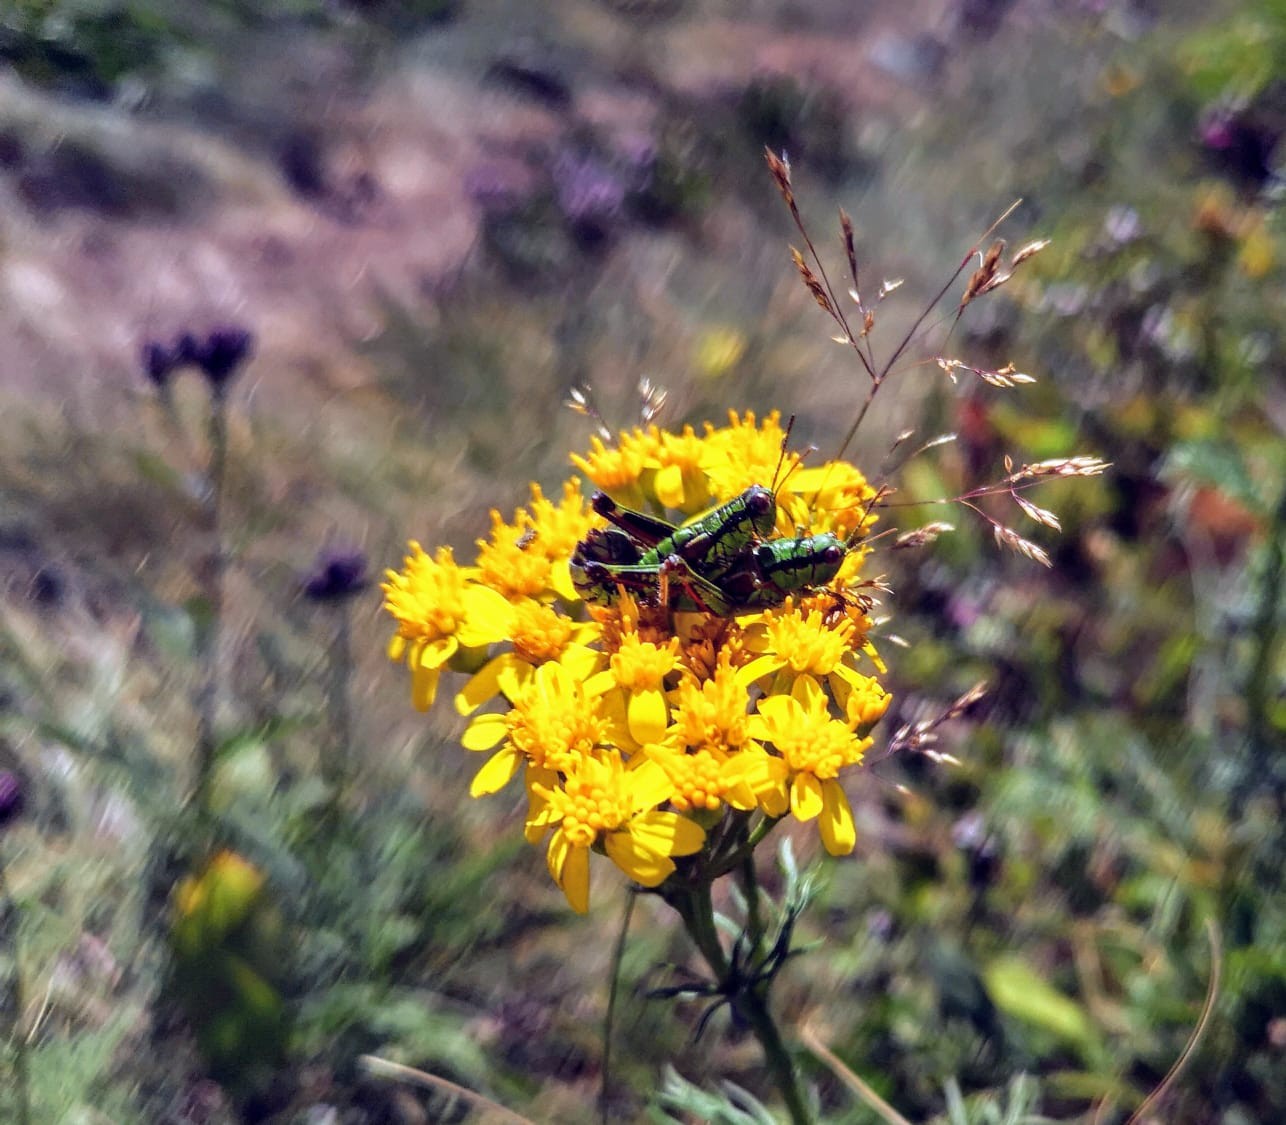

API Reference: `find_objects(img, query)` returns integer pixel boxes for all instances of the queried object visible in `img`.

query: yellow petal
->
[629,810,705,857]
[461,713,508,751]
[546,825,570,883]
[469,746,522,797]
[604,832,676,888]
[653,463,685,509]
[550,559,579,602]
[557,837,591,913]
[418,636,458,671]
[455,654,514,715]
[627,688,669,746]
[560,643,601,683]
[790,673,827,711]
[457,584,515,646]
[736,654,782,689]
[791,772,824,821]
[584,669,617,698]
[411,665,440,712]
[387,635,407,662]
[626,759,674,811]
[818,779,856,855]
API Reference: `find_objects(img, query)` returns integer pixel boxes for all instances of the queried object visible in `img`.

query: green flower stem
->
[0,858,31,1125]
[671,879,810,1125]
[600,888,637,1125]
[738,855,765,959]
[193,392,229,812]
[707,814,783,881]
[325,601,355,803]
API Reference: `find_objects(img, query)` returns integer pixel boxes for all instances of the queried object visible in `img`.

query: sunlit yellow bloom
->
[529,753,705,912]
[670,654,751,754]
[646,742,773,814]
[382,544,514,710]
[525,479,599,601]
[387,408,898,912]
[701,411,798,503]
[739,602,884,714]
[588,626,682,745]
[748,677,871,855]
[455,599,602,715]
[570,430,658,506]
[654,425,713,513]
[462,662,614,797]
[841,669,892,730]
[475,508,552,601]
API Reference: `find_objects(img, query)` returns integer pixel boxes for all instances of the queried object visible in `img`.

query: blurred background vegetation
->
[0,0,1282,1121]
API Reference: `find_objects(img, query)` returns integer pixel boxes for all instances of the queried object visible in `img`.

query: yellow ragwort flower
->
[528,752,704,912]
[748,676,872,855]
[653,424,713,514]
[670,652,752,755]
[462,661,619,797]
[525,479,599,600]
[475,508,553,601]
[701,410,797,512]
[569,429,657,507]
[455,598,602,715]
[739,601,884,714]
[588,626,682,746]
[382,543,514,710]
[646,741,781,817]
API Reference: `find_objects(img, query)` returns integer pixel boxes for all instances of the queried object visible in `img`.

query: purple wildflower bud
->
[141,340,175,388]
[304,546,370,602]
[194,326,255,391]
[0,770,25,830]
[174,331,201,366]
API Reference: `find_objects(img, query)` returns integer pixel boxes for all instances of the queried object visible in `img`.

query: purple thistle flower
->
[194,326,255,391]
[304,546,370,603]
[141,340,176,388]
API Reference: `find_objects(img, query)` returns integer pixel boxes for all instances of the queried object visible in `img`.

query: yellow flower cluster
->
[382,412,892,912]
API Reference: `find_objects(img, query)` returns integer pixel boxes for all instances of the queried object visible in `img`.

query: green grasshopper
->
[590,485,777,582]
[570,417,854,615]
[572,527,846,615]
[570,484,776,606]
[571,483,849,615]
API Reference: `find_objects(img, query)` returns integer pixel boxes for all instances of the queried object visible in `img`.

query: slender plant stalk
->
[600,888,637,1125]
[0,858,31,1125]
[193,392,229,811]
[673,880,811,1125]
[325,601,355,803]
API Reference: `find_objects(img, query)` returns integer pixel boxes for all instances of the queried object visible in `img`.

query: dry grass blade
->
[840,206,860,298]
[799,1025,914,1125]
[993,522,1053,567]
[892,522,955,550]
[359,1055,536,1125]
[1014,494,1061,530]
[764,146,796,214]
[791,246,837,318]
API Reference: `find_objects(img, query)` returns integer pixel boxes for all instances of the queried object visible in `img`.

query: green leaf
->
[983,956,1097,1053]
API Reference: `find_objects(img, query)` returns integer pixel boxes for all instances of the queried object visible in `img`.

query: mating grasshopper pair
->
[569,484,848,616]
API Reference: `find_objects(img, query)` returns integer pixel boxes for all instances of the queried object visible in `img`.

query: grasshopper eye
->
[745,487,774,518]
[822,545,843,565]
